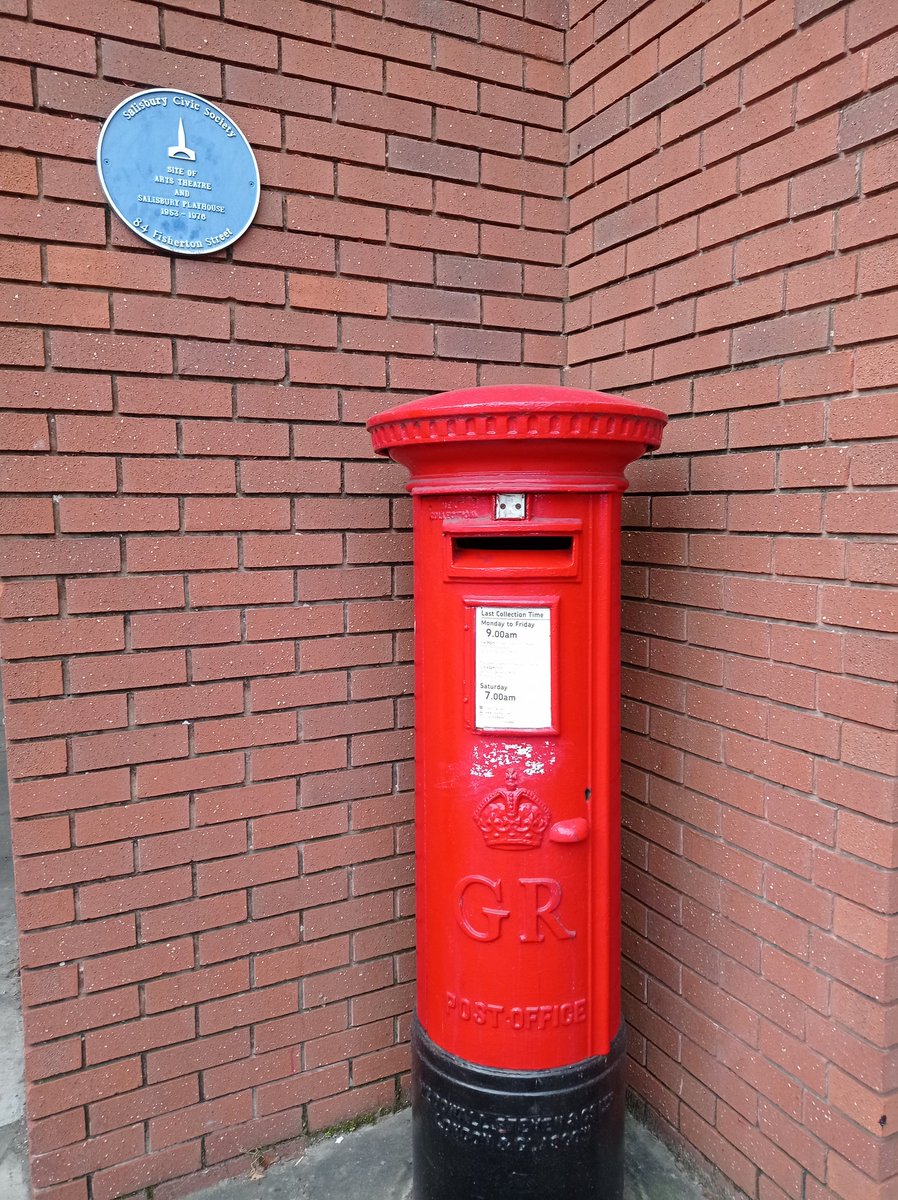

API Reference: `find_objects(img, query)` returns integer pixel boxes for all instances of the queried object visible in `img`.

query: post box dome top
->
[367,385,667,494]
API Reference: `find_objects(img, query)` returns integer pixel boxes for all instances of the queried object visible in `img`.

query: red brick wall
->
[567,2,898,1198]
[0,3,566,1196]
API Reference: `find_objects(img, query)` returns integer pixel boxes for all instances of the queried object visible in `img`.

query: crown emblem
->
[474,769,551,850]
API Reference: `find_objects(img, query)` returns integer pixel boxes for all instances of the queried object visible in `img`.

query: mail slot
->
[368,385,667,1200]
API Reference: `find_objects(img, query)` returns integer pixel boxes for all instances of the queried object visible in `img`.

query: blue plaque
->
[97,88,260,256]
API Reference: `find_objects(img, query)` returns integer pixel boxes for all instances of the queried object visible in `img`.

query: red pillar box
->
[368,386,667,1200]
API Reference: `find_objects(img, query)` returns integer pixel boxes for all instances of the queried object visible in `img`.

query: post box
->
[368,386,667,1200]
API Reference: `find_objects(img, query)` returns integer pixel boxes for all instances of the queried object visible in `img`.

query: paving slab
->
[189,1107,713,1200]
[0,712,29,1200]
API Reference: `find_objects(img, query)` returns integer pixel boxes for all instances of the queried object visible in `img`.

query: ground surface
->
[189,1107,713,1200]
[0,709,28,1200]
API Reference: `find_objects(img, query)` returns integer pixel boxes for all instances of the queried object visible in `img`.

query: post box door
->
[414,489,623,1072]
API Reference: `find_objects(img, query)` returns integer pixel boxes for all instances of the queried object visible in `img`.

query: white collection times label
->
[475,606,552,730]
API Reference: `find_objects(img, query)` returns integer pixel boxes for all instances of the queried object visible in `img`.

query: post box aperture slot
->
[448,531,578,578]
[455,534,572,555]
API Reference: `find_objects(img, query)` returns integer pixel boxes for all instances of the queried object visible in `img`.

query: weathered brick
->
[79,865,193,922]
[732,310,830,365]
[134,681,243,727]
[83,938,195,994]
[30,1059,142,1121]
[145,961,249,1016]
[136,754,246,802]
[141,892,247,944]
[0,455,116,494]
[6,694,125,741]
[66,574,185,614]
[742,11,845,103]
[1,615,124,661]
[85,1008,195,1067]
[92,1142,201,1200]
[117,377,231,418]
[59,496,179,533]
[339,160,433,211]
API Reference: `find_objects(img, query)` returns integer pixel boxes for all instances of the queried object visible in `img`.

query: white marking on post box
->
[469,742,555,778]
[475,606,551,730]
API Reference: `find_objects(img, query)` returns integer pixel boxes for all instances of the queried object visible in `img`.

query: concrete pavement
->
[0,706,29,1200]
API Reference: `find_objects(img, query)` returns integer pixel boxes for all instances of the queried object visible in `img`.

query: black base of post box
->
[411,1020,627,1200]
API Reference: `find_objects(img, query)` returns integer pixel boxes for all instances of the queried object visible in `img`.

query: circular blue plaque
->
[97,88,260,256]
